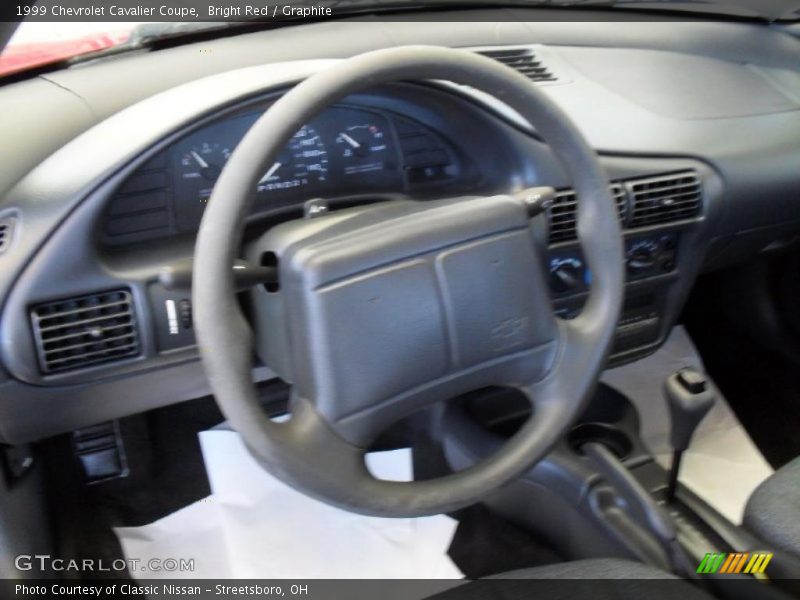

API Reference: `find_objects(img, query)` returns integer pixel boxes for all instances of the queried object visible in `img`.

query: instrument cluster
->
[102,103,466,245]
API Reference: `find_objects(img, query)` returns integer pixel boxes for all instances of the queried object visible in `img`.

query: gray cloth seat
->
[744,456,800,556]
[493,558,688,580]
[431,559,716,600]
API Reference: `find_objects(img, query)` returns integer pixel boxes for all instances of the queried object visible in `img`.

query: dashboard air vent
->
[548,184,626,244]
[628,172,702,227]
[476,48,557,83]
[0,216,16,254]
[31,290,140,374]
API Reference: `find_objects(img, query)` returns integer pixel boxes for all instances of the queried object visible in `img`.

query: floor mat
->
[601,326,773,524]
[115,430,462,579]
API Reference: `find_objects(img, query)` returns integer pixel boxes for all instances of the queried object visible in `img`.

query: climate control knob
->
[550,261,583,294]
[626,240,659,277]
[627,249,657,273]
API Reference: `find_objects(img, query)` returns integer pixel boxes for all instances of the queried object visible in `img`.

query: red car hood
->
[0,30,131,78]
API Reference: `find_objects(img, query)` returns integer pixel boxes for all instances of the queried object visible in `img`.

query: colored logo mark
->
[696,552,773,575]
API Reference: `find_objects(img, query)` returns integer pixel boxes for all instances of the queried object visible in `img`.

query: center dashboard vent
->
[475,47,558,83]
[627,172,703,227]
[547,172,704,244]
[549,184,627,244]
[30,290,140,374]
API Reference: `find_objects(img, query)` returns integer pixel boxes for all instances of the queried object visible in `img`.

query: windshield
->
[1,0,799,78]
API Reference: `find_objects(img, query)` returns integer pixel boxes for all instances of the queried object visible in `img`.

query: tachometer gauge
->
[335,123,390,175]
[257,125,328,193]
[178,142,232,203]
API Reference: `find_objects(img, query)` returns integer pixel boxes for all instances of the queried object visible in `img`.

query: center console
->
[549,232,679,362]
[541,157,722,367]
[440,378,798,595]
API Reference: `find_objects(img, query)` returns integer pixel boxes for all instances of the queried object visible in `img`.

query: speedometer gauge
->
[257,124,328,193]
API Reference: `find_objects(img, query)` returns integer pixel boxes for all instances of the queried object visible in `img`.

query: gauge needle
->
[339,133,361,149]
[190,151,209,169]
[259,162,282,183]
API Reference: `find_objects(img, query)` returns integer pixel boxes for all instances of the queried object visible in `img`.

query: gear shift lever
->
[664,367,717,502]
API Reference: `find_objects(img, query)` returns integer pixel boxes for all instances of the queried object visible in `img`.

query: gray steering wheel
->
[193,46,624,517]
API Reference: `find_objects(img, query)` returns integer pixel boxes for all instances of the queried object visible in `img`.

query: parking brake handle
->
[583,442,696,578]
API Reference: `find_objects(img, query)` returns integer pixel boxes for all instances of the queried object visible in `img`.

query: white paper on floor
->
[115,432,462,579]
[601,326,773,524]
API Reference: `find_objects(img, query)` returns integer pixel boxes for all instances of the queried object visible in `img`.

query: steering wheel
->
[193,46,624,517]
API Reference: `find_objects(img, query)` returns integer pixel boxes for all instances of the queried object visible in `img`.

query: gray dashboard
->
[0,13,798,444]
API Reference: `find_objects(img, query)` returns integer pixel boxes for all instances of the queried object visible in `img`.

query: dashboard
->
[0,14,799,445]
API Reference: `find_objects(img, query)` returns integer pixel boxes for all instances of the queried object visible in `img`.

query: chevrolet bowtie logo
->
[696,552,773,575]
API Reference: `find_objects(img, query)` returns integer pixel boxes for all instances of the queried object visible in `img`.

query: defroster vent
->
[476,47,558,83]
[31,290,140,374]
